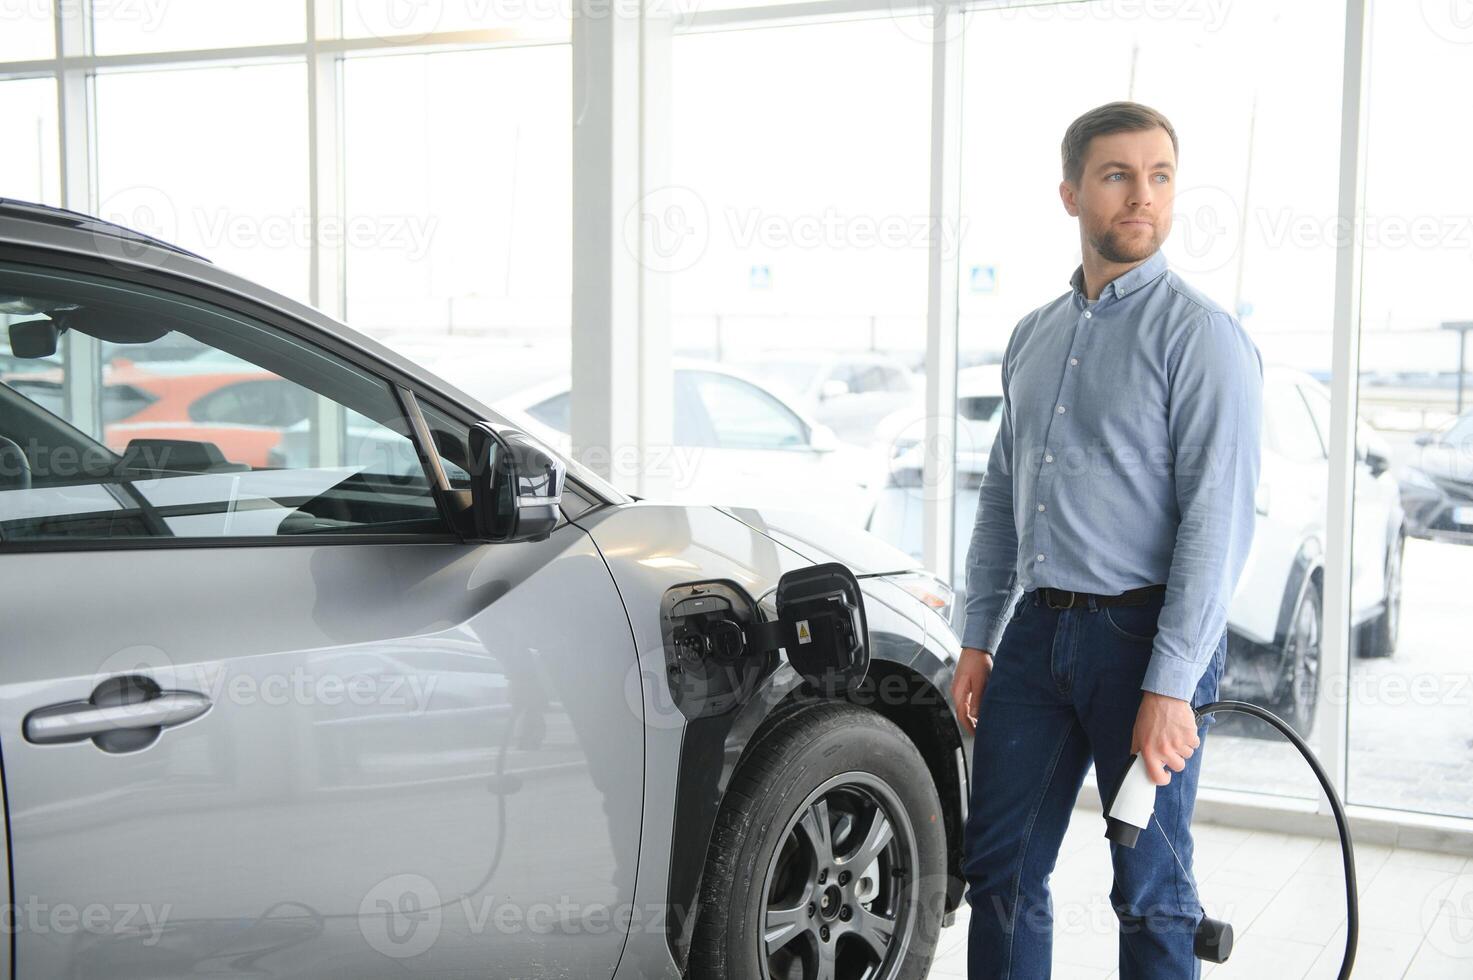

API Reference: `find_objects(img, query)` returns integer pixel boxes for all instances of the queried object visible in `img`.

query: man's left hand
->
[1131,692,1200,787]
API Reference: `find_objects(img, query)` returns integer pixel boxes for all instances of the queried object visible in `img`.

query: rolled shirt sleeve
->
[960,325,1023,653]
[1143,310,1264,701]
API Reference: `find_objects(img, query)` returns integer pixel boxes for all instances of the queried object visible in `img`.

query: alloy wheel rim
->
[758,772,919,980]
[1288,587,1322,722]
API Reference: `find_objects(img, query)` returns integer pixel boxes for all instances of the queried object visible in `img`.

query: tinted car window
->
[687,371,807,450]
[0,261,445,542]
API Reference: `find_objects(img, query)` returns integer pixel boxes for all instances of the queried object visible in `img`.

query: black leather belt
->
[1034,583,1166,610]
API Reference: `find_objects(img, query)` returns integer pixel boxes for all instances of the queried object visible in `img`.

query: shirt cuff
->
[1141,653,1204,702]
[961,607,1012,654]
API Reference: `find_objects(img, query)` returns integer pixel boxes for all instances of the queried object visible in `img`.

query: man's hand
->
[951,648,994,735]
[1131,691,1200,786]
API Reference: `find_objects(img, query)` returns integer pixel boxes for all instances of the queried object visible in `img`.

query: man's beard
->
[1089,223,1160,264]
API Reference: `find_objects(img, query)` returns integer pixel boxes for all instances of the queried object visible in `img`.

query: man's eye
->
[1154,173,1170,183]
[1106,173,1124,181]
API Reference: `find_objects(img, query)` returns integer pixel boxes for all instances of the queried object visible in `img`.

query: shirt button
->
[1045,454,1054,463]
[1037,503,1045,512]
[1036,554,1046,562]
[1056,405,1066,414]
[1070,357,1078,366]
[1083,311,1092,319]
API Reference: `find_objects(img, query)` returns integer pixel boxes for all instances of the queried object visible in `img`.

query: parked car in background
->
[725,349,920,446]
[497,361,883,525]
[1400,410,1473,545]
[868,365,1406,736]
[3,360,306,467]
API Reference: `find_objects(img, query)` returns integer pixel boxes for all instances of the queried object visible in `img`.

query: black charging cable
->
[1194,700,1359,979]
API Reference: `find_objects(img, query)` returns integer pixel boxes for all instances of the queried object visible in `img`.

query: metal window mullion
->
[922,1,963,582]
[56,0,102,439]
[1318,0,1373,811]
[307,0,345,320]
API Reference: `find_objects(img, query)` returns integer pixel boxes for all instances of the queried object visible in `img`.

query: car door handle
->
[25,691,212,745]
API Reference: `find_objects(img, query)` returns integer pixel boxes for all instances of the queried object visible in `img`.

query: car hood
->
[716,505,922,576]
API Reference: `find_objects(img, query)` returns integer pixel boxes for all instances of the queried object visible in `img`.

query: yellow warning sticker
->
[797,619,812,644]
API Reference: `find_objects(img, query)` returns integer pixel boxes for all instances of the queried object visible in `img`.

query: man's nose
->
[1128,175,1156,207]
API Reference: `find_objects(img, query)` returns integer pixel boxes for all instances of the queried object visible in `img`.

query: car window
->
[1263,380,1326,461]
[0,261,446,543]
[687,371,808,450]
[190,379,309,428]
[1442,414,1473,448]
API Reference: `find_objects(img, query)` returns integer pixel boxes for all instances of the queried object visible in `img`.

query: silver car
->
[0,199,969,980]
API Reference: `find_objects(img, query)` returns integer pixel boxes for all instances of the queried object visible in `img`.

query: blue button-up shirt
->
[960,248,1264,701]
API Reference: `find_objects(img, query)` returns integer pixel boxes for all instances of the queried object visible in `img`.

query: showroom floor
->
[926,805,1473,979]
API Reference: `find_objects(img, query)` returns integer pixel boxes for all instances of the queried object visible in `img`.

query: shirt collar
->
[1069,248,1169,308]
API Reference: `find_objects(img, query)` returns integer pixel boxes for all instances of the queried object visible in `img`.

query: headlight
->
[890,570,955,624]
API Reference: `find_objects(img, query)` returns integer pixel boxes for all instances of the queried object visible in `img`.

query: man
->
[950,101,1263,979]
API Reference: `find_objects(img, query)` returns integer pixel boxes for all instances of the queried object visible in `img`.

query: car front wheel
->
[690,701,947,980]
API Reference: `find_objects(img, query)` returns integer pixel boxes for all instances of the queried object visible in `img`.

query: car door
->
[0,257,641,979]
[1229,378,1327,645]
[1298,384,1396,623]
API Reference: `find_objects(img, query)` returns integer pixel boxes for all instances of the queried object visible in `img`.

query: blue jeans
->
[961,587,1226,980]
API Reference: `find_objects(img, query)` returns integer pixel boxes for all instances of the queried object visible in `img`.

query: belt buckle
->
[1046,588,1076,610]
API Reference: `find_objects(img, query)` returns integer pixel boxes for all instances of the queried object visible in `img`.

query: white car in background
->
[725,349,921,447]
[868,365,1406,736]
[403,354,883,525]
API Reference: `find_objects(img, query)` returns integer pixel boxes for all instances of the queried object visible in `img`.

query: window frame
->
[0,244,599,552]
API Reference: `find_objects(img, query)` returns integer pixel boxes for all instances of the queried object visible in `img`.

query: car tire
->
[1362,531,1404,659]
[1268,576,1322,738]
[689,701,947,980]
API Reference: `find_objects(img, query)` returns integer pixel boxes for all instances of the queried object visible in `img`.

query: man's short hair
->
[1061,102,1179,185]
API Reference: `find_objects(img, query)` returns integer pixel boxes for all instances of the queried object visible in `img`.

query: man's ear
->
[1059,180,1080,217]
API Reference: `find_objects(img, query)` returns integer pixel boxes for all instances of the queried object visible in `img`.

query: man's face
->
[1060,127,1176,264]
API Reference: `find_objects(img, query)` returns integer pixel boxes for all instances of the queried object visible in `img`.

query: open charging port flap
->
[660,561,871,720]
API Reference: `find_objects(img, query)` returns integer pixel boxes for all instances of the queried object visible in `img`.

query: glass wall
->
[1349,0,1473,820]
[668,16,932,523]
[0,76,59,206]
[94,63,311,301]
[0,2,571,441]
[3,0,1470,830]
[952,0,1348,801]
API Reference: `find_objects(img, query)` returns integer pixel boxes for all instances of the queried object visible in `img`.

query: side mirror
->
[819,378,850,401]
[809,423,839,453]
[467,423,566,543]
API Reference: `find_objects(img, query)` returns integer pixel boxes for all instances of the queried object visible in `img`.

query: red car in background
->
[2,359,308,467]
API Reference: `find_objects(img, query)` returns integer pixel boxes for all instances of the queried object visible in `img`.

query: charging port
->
[660,562,871,720]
